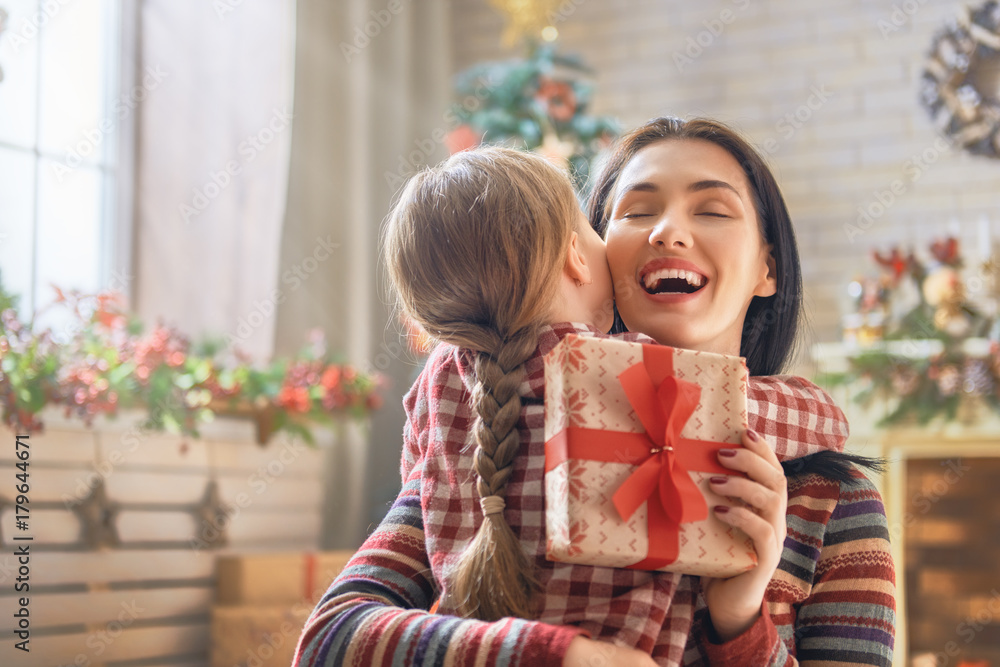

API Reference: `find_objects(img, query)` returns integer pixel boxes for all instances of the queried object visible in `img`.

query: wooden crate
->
[0,407,331,666]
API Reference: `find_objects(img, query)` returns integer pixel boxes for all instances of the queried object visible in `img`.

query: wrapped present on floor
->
[215,551,354,605]
[543,334,757,578]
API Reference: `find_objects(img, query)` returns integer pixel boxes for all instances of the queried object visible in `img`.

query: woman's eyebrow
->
[613,181,658,206]
[688,179,742,200]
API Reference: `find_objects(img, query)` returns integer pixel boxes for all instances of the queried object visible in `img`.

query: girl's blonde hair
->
[384,146,580,621]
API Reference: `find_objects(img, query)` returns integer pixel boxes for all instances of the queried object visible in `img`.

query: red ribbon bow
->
[611,365,709,527]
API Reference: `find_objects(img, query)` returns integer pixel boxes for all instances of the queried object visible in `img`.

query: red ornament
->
[930,237,960,265]
[535,77,577,122]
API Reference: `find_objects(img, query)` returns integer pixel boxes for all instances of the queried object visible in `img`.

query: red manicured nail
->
[719,449,737,457]
[746,429,760,442]
[709,476,728,485]
[714,505,730,514]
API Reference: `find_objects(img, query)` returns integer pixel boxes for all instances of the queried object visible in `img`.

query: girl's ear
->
[754,245,778,297]
[563,231,593,286]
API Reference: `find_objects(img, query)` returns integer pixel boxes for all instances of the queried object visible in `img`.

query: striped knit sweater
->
[681,468,896,665]
[292,324,894,666]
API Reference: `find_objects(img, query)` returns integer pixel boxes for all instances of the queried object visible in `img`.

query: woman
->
[588,117,896,665]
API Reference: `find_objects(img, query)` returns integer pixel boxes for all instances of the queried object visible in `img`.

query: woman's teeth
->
[642,268,705,294]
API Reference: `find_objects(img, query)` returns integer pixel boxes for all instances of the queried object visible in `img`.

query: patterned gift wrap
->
[543,334,757,578]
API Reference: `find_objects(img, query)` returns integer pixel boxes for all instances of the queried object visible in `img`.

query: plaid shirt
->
[403,323,848,664]
[293,322,851,667]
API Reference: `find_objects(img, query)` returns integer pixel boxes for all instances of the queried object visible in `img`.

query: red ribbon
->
[545,344,734,570]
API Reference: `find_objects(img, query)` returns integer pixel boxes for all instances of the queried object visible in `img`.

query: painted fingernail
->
[714,505,730,514]
[709,476,728,485]
[719,449,737,457]
[746,429,760,442]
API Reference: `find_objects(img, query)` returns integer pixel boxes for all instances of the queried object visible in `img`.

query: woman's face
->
[604,139,776,355]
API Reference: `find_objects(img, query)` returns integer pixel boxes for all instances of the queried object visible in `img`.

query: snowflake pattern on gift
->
[567,459,589,503]
[562,335,591,372]
[564,518,588,557]
[563,388,589,424]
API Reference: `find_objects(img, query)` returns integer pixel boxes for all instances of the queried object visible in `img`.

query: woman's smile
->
[639,257,708,301]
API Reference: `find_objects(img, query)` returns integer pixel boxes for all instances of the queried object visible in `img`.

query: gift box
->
[215,551,354,605]
[210,603,313,667]
[543,335,757,578]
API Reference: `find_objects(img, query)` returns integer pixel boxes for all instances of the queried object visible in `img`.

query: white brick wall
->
[451,0,1000,369]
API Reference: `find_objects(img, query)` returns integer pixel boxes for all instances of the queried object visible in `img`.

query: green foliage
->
[0,274,384,445]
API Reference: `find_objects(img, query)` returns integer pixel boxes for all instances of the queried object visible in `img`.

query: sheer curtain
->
[134,0,296,362]
[134,0,451,547]
[274,0,451,546]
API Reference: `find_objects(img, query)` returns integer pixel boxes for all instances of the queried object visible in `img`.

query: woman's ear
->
[754,245,778,297]
[563,231,593,286]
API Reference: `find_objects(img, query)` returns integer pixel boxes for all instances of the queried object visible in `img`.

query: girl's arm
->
[747,375,849,459]
[692,468,896,666]
[291,463,586,666]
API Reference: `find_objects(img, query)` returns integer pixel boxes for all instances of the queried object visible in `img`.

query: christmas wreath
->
[919,1,1000,159]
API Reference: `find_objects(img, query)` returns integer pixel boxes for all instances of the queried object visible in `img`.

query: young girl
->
[292,145,856,667]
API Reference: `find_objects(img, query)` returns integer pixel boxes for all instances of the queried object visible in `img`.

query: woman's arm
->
[291,466,586,666]
[693,468,896,666]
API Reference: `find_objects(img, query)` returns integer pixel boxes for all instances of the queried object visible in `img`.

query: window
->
[0,0,134,331]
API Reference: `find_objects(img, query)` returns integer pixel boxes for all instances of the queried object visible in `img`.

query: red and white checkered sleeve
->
[747,375,849,461]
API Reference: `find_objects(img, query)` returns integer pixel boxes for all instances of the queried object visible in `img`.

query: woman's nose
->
[647,214,692,248]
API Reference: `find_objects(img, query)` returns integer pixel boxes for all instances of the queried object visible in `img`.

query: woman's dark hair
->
[588,116,802,377]
[589,117,885,481]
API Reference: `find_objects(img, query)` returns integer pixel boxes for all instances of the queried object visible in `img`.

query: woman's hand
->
[562,636,658,667]
[701,428,788,642]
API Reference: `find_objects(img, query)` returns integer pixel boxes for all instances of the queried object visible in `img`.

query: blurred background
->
[1,0,999,665]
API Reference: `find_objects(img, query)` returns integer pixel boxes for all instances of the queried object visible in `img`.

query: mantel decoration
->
[820,233,1000,425]
[920,0,1000,159]
[0,273,385,445]
[446,42,619,194]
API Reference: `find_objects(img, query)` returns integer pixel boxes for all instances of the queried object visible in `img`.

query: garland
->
[920,1,1000,159]
[0,275,384,445]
